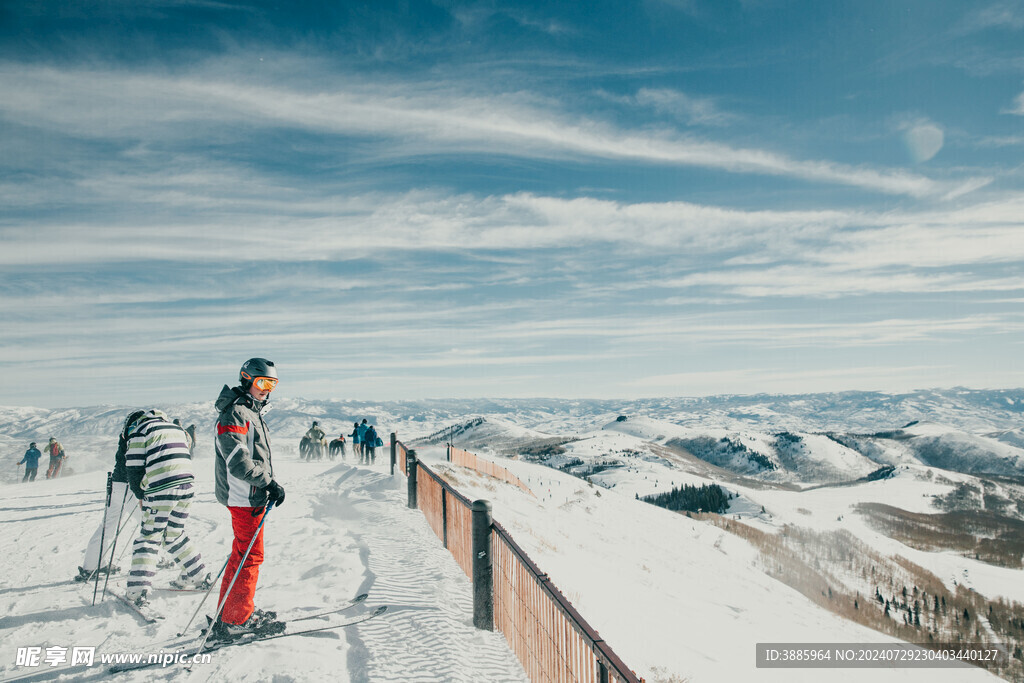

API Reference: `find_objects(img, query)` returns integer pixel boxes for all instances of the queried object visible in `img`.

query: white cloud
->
[633,88,740,126]
[1010,90,1024,115]
[4,191,1024,305]
[976,134,1024,147]
[961,2,1024,32]
[0,62,987,198]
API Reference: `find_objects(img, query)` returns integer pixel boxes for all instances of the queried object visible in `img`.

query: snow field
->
[0,456,527,682]
[419,449,1000,682]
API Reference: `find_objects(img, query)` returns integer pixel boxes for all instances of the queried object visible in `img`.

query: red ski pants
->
[218,506,265,625]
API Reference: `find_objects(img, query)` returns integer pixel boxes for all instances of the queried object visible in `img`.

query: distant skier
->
[363,424,379,465]
[305,421,325,443]
[74,418,139,582]
[355,419,370,462]
[124,410,210,606]
[173,418,198,456]
[303,420,326,460]
[17,442,41,482]
[328,434,346,460]
[350,422,362,459]
[45,437,66,478]
[209,358,286,643]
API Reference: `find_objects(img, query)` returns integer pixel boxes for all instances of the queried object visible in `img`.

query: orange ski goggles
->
[251,376,278,392]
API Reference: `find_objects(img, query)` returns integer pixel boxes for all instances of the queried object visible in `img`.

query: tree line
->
[642,482,729,514]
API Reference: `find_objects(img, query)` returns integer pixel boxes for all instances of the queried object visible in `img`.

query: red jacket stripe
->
[217,422,249,435]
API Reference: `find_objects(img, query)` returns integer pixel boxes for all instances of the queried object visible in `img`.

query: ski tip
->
[353,593,368,603]
[371,605,387,616]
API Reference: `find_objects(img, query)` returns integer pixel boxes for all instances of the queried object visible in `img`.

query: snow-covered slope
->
[423,450,1003,682]
[0,458,528,682]
[893,421,1024,476]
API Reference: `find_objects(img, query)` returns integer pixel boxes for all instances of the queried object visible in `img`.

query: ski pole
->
[115,504,141,563]
[188,502,274,665]
[176,546,232,636]
[101,484,134,601]
[92,473,113,606]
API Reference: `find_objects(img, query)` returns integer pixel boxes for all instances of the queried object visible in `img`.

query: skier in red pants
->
[209,358,287,643]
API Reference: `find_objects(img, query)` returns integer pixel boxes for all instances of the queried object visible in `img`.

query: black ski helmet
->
[239,358,277,389]
[122,410,146,440]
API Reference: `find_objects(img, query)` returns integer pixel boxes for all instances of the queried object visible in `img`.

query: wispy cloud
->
[976,134,1024,147]
[959,2,1024,32]
[629,88,741,127]
[1010,90,1024,115]
[0,62,987,198]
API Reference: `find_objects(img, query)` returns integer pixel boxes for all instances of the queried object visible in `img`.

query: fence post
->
[407,451,418,509]
[390,432,397,476]
[441,490,448,549]
[472,499,493,631]
[446,443,451,462]
[599,661,609,683]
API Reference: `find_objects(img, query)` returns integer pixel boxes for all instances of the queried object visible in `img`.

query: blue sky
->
[2,0,1023,407]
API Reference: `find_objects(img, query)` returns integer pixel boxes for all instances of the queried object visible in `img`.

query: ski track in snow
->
[309,463,527,683]
[0,459,528,682]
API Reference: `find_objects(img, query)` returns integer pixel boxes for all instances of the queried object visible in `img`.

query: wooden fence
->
[392,434,642,683]
[448,445,536,497]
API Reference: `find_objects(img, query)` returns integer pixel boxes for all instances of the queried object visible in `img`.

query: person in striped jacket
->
[124,409,210,605]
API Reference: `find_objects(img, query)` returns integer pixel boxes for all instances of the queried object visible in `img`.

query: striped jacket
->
[214,385,274,508]
[125,410,195,497]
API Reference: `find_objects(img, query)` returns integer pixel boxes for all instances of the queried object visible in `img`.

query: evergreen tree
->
[641,482,729,514]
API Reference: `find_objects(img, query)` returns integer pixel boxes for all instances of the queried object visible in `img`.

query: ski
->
[108,605,387,673]
[113,592,164,624]
[290,592,368,622]
[203,605,388,652]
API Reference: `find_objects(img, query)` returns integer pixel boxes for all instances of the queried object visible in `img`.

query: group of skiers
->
[17,437,67,481]
[351,419,382,465]
[75,358,288,645]
[302,418,382,465]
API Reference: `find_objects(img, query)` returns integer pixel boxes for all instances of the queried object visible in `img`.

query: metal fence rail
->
[395,436,642,683]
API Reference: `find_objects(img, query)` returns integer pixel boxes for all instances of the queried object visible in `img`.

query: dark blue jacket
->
[19,448,41,468]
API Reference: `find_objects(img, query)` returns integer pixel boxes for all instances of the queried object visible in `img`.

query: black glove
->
[265,479,286,507]
[127,468,145,500]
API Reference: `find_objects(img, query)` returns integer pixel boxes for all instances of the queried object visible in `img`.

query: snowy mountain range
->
[6,388,1022,485]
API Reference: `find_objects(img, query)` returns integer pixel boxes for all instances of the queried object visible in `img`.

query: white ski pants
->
[82,480,137,572]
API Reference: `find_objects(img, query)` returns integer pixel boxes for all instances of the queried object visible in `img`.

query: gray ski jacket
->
[214,384,274,508]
